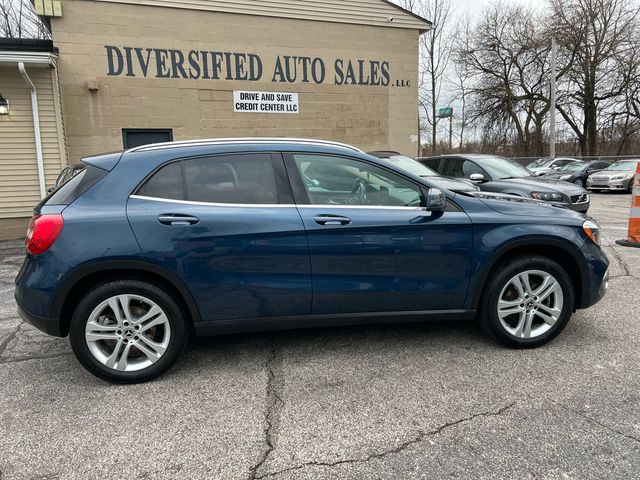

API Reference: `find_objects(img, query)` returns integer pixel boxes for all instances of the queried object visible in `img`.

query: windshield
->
[385,155,437,177]
[526,158,549,169]
[476,156,532,179]
[605,161,639,171]
[558,162,587,173]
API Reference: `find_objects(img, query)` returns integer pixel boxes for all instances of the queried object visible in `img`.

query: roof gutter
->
[18,62,46,198]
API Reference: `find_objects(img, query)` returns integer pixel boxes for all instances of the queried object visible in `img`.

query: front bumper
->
[576,240,609,309]
[587,178,631,190]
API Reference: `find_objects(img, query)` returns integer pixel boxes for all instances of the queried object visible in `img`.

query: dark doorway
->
[122,129,173,149]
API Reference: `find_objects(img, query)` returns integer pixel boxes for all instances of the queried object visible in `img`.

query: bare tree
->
[549,0,640,155]
[449,16,474,150]
[456,2,552,156]
[0,0,49,39]
[399,0,454,154]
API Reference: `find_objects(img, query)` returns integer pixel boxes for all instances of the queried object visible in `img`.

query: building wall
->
[91,0,429,30]
[51,0,420,162]
[0,65,66,219]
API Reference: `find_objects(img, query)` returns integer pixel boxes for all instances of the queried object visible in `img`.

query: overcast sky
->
[450,0,546,18]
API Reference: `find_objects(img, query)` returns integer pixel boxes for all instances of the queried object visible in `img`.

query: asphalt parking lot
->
[1,193,639,480]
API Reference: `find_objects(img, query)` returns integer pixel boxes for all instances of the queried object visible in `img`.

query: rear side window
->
[421,158,441,172]
[137,153,278,204]
[441,158,465,177]
[42,165,106,206]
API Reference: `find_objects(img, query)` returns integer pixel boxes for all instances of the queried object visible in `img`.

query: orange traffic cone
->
[616,161,640,248]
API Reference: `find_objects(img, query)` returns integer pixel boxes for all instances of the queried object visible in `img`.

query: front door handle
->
[314,215,351,226]
[158,214,200,226]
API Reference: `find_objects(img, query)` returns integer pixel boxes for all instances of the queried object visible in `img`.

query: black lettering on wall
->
[105,46,123,76]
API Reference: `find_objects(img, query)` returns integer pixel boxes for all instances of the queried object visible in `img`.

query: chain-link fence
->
[508,155,640,166]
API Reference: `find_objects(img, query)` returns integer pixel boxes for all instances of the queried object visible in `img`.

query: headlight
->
[583,219,601,245]
[611,175,624,180]
[531,191,565,202]
[559,175,571,180]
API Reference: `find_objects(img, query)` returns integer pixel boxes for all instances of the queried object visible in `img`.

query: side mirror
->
[47,187,54,194]
[551,165,560,170]
[426,188,446,212]
[469,173,485,182]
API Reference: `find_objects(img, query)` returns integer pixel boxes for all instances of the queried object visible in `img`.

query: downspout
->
[18,62,46,198]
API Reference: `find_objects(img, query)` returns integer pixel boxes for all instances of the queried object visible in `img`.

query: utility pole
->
[449,114,453,151]
[549,37,557,159]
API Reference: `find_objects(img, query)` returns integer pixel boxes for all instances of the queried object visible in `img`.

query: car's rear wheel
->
[480,256,574,348]
[69,280,187,383]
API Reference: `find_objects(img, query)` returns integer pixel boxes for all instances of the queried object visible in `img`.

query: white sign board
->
[233,90,299,114]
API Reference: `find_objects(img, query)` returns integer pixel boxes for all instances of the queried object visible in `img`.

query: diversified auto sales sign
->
[104,46,392,86]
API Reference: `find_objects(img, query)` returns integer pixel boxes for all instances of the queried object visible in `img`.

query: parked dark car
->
[48,164,84,193]
[16,139,608,383]
[420,154,591,212]
[367,151,479,193]
[526,157,578,176]
[542,160,610,188]
[586,159,640,192]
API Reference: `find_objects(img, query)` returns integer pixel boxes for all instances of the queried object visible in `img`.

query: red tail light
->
[25,214,64,255]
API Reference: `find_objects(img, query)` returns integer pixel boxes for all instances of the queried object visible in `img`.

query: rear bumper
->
[15,299,64,337]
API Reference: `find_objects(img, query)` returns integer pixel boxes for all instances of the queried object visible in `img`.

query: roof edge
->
[380,0,432,30]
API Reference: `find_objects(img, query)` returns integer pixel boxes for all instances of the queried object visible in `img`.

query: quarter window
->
[292,154,423,207]
[137,161,184,200]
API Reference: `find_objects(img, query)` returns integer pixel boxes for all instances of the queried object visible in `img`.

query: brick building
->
[0,0,430,236]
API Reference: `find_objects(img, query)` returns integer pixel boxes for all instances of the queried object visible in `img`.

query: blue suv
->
[15,139,609,383]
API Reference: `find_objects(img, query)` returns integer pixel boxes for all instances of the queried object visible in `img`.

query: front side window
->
[292,154,423,207]
[137,153,278,204]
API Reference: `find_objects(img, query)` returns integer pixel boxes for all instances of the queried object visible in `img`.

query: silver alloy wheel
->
[497,270,564,339]
[85,294,171,372]
[574,178,583,187]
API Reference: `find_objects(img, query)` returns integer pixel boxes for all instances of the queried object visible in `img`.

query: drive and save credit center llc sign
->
[233,91,299,114]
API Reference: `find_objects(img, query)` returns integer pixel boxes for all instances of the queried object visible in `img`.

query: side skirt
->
[193,309,477,337]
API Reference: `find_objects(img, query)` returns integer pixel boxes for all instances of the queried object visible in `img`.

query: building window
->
[122,128,173,149]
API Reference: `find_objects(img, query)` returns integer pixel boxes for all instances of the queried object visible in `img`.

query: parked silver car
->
[526,157,579,176]
[586,160,639,192]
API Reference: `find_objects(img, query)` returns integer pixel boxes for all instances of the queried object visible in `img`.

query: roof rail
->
[128,137,365,154]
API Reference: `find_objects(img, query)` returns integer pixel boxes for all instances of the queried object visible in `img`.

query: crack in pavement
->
[609,247,639,281]
[0,320,22,358]
[553,401,640,445]
[0,352,72,365]
[249,343,285,480]
[256,402,517,479]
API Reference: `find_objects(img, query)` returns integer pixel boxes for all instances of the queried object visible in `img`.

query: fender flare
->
[470,236,587,309]
[52,259,202,324]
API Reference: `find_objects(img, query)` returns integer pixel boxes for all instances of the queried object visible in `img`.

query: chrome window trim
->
[130,194,427,211]
[130,195,291,208]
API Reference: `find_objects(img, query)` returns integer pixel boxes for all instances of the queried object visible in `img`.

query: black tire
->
[479,255,575,348]
[574,178,584,188]
[69,280,188,383]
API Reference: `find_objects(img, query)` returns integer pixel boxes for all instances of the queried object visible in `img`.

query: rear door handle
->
[314,215,351,225]
[158,214,200,226]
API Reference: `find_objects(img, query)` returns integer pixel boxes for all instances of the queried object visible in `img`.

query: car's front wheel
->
[69,280,187,383]
[480,256,574,348]
[574,178,584,187]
